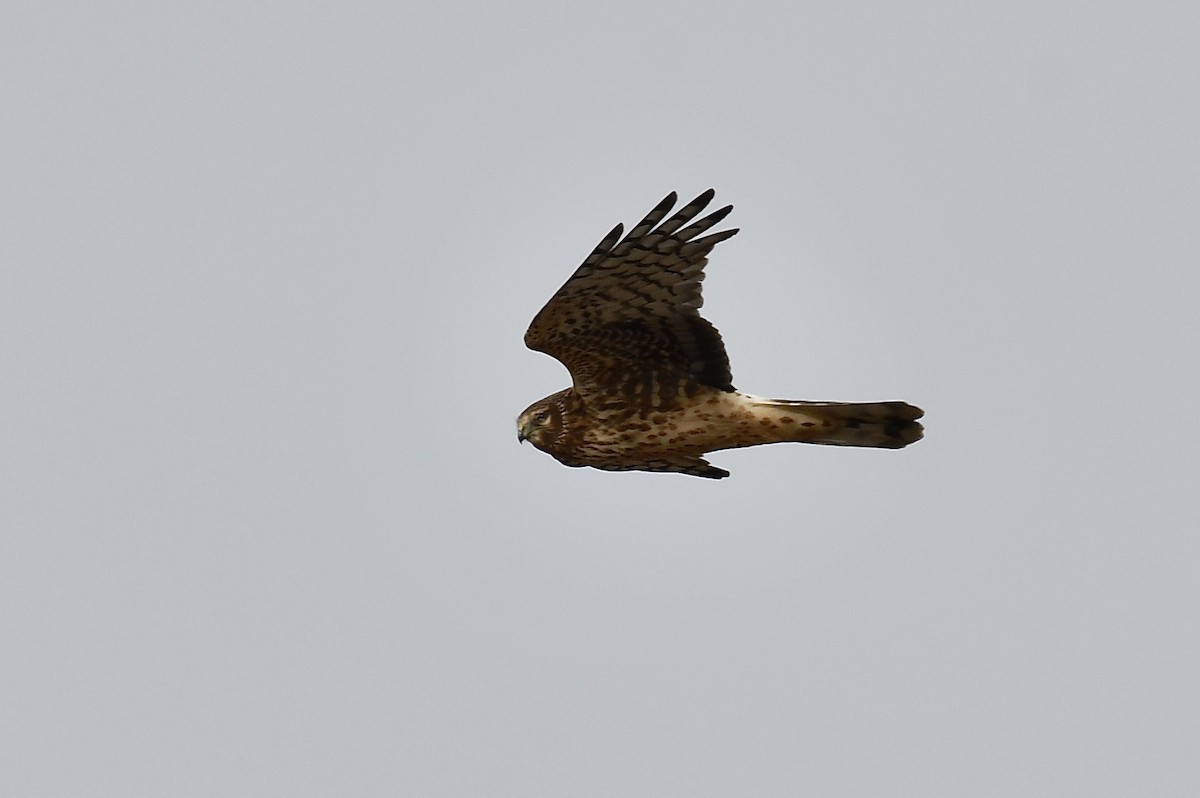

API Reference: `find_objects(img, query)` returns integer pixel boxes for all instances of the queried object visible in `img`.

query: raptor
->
[517,190,923,479]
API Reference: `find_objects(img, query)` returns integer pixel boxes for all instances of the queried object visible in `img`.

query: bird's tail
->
[751,399,924,449]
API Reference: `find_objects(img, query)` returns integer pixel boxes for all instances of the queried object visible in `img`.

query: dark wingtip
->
[690,461,731,479]
[703,203,735,226]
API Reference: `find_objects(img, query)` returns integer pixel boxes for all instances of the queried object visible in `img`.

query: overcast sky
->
[4,2,1199,795]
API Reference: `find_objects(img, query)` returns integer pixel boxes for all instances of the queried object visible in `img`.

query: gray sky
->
[5,2,1199,795]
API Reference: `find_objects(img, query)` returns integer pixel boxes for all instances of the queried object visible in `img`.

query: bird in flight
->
[517,190,923,479]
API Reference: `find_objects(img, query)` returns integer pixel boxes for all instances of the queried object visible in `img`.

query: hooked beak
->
[517,423,528,444]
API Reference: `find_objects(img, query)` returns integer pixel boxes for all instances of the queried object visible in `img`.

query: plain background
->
[5,3,1199,795]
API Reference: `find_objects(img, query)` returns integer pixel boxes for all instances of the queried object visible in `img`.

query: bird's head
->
[516,394,566,452]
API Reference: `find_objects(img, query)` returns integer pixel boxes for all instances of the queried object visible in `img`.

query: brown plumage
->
[517,190,923,479]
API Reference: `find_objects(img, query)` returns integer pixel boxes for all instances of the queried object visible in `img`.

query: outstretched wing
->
[524,190,739,410]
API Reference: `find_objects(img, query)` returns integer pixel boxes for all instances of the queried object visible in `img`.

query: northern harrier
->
[517,190,923,479]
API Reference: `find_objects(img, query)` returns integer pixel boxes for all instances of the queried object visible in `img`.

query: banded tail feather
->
[750,398,924,449]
